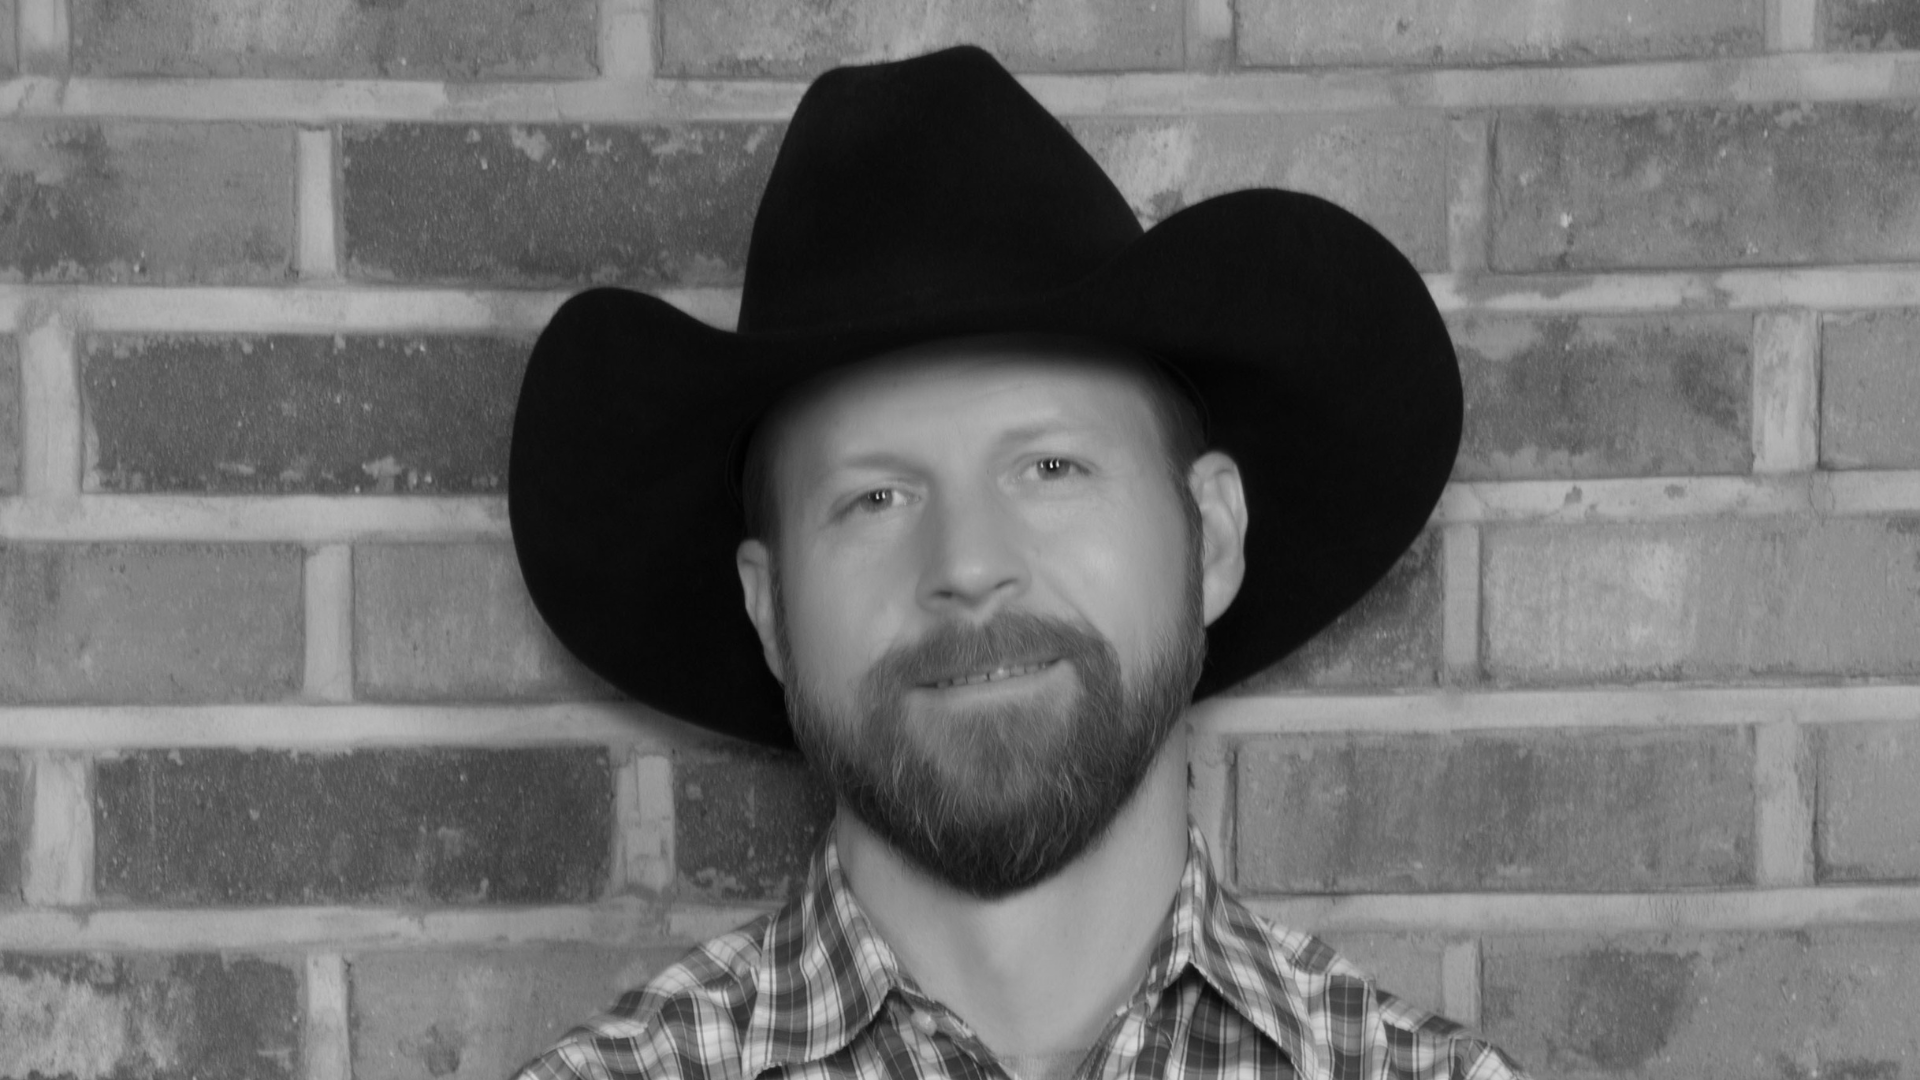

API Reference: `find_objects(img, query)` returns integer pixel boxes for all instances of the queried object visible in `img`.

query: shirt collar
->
[740,823,1323,1078]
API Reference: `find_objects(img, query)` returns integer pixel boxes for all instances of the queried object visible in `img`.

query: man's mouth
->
[924,659,1059,690]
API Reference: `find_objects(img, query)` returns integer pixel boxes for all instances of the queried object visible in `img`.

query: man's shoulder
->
[1226,906,1532,1080]
[512,915,775,1080]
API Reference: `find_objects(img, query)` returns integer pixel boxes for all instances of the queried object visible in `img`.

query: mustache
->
[862,611,1111,692]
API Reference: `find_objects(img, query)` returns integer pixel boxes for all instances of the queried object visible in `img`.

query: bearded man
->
[507,45,1531,1080]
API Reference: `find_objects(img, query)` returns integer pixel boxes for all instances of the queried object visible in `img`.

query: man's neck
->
[835,725,1192,1059]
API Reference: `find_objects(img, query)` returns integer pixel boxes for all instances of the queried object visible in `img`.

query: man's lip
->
[917,657,1062,690]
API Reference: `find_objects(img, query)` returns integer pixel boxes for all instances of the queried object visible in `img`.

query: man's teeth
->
[931,660,1052,689]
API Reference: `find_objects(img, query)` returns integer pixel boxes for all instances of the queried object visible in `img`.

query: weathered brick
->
[1482,929,1920,1079]
[95,748,610,904]
[0,123,291,284]
[1237,728,1753,893]
[72,0,594,79]
[85,334,528,494]
[1816,721,1920,883]
[353,544,613,701]
[352,946,688,1080]
[1317,933,1448,1016]
[0,337,16,494]
[676,749,833,901]
[1483,518,1920,684]
[0,756,19,902]
[659,0,1181,76]
[1235,530,1442,691]
[1239,0,1762,68]
[0,544,301,703]
[342,123,781,288]
[1822,311,1920,469]
[0,952,300,1080]
[1493,104,1920,271]
[1071,114,1451,271]
[1825,0,1920,49]
[1453,314,1752,480]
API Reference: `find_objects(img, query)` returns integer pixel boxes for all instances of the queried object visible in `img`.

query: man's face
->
[738,339,1224,897]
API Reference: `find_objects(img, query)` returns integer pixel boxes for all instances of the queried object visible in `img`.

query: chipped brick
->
[659,0,1182,76]
[675,749,833,901]
[1238,0,1762,67]
[0,953,300,1080]
[0,123,291,284]
[0,544,301,703]
[1483,518,1920,684]
[71,0,594,79]
[1822,310,1920,469]
[1493,103,1920,271]
[95,748,611,905]
[342,123,782,288]
[1816,721,1920,883]
[1237,728,1754,892]
[85,334,528,495]
[1453,313,1753,479]
[1483,930,1920,1078]
[353,544,614,702]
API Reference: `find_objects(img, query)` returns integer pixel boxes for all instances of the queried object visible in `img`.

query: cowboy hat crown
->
[508,45,1461,746]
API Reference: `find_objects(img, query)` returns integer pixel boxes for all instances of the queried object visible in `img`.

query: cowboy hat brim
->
[508,187,1460,747]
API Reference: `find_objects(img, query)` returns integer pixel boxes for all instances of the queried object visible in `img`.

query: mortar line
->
[302,545,354,702]
[295,128,341,280]
[19,316,81,498]
[1446,115,1493,274]
[304,954,352,1080]
[22,750,92,906]
[16,0,69,75]
[1440,523,1482,683]
[1751,310,1821,474]
[601,0,655,80]
[1440,941,1481,1027]
[614,751,676,893]
[1769,0,1821,51]
[1754,721,1815,887]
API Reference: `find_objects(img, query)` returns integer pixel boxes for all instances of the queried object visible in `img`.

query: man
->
[507,45,1529,1080]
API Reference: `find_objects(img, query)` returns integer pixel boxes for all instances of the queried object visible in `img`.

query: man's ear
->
[1188,451,1249,627]
[735,539,786,684]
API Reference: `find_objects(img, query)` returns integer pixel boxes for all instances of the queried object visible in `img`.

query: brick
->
[1816,721,1920,883]
[676,749,833,901]
[1071,114,1451,272]
[1482,929,1920,1078]
[1236,530,1442,691]
[342,123,782,288]
[1483,518,1920,684]
[0,952,300,1080]
[1316,932,1448,1016]
[85,334,529,494]
[0,544,301,703]
[352,946,688,1080]
[1238,0,1762,67]
[1237,728,1753,893]
[353,544,613,701]
[1822,311,1920,469]
[95,748,610,905]
[0,756,18,902]
[1453,314,1752,481]
[0,337,16,494]
[1825,0,1920,49]
[1493,104,1920,271]
[71,0,593,79]
[659,0,1181,77]
[0,123,291,284]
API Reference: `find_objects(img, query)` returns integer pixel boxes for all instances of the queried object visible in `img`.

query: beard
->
[777,571,1207,900]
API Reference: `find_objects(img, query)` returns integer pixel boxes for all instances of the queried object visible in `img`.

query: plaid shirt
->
[514,827,1530,1080]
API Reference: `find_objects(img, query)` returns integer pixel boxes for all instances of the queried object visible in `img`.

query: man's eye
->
[853,488,897,511]
[1034,457,1079,479]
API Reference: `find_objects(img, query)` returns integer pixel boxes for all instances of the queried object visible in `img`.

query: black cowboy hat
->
[508,45,1461,748]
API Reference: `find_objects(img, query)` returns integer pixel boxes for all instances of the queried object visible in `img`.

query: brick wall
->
[1,1,1918,1077]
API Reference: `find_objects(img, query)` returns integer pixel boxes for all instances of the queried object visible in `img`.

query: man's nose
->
[916,484,1028,614]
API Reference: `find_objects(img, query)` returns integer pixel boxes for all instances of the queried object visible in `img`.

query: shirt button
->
[910,1009,939,1036]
